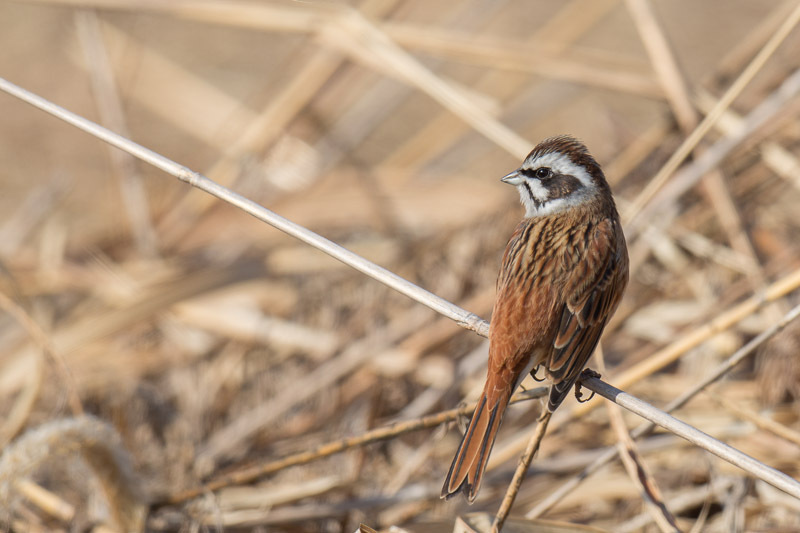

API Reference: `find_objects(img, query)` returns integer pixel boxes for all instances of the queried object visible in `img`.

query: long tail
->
[441,390,511,502]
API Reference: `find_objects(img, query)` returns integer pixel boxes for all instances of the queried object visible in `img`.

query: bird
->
[441,135,629,503]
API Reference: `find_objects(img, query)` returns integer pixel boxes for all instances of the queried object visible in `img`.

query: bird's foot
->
[575,368,601,403]
[530,365,546,382]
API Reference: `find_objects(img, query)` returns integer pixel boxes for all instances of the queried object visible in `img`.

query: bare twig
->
[74,9,158,257]
[196,308,434,469]
[527,302,800,517]
[166,387,547,503]
[0,76,491,338]
[619,477,736,533]
[582,377,800,500]
[625,0,698,130]
[383,24,663,98]
[491,410,552,533]
[0,290,82,419]
[598,349,679,533]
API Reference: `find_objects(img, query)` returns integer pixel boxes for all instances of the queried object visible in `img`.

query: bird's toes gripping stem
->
[575,368,601,403]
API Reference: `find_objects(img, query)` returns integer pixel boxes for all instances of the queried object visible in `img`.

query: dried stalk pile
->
[1,1,800,532]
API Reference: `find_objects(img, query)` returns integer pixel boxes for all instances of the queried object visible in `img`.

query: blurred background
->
[1,0,800,531]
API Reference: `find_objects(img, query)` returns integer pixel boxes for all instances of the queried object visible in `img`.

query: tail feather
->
[441,392,510,502]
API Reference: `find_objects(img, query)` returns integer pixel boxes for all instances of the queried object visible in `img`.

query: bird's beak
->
[501,170,523,185]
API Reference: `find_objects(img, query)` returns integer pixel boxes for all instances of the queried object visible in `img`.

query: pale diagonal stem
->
[527,302,800,518]
[0,76,490,340]
[582,377,800,500]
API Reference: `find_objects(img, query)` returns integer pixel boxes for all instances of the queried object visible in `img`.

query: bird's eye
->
[535,167,551,179]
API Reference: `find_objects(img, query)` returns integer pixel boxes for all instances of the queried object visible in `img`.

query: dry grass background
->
[1,0,800,531]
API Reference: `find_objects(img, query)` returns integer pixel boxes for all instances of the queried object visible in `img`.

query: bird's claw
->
[575,368,601,403]
[530,365,546,382]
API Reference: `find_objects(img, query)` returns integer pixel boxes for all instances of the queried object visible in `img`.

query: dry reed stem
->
[712,0,800,82]
[0,350,41,450]
[0,288,82,419]
[583,377,800,499]
[100,0,533,158]
[623,1,800,225]
[74,9,158,257]
[76,19,254,148]
[167,387,548,503]
[321,9,532,159]
[16,479,75,522]
[0,76,491,336]
[694,89,800,192]
[625,0,698,131]
[624,0,767,290]
[38,0,631,111]
[618,477,736,533]
[383,24,663,98]
[597,349,679,533]
[710,395,800,448]
[214,477,344,517]
[196,308,435,469]
[605,119,671,185]
[699,171,764,279]
[629,66,800,234]
[626,0,770,300]
[383,0,618,170]
[609,413,680,533]
[159,0,402,243]
[0,182,70,257]
[596,267,800,400]
[491,410,552,533]
[158,47,344,242]
[527,301,800,518]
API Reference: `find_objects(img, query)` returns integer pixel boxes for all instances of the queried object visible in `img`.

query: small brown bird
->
[441,135,629,502]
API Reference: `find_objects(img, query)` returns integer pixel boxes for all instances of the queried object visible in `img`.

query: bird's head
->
[501,135,610,218]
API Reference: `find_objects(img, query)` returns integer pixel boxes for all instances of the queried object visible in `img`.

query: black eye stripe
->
[520,167,552,179]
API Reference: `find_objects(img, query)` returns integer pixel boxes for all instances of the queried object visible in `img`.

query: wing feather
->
[545,218,628,411]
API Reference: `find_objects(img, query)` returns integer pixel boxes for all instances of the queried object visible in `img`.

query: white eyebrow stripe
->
[522,152,594,189]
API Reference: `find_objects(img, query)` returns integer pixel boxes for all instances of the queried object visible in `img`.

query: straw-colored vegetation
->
[1,0,800,531]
